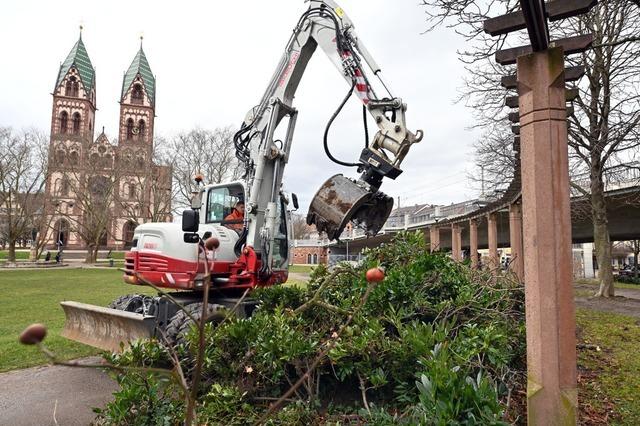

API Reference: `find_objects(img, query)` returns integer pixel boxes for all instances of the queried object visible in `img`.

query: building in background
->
[44,31,171,250]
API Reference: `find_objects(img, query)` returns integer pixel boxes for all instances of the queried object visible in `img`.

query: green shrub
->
[617,275,640,285]
[102,231,525,424]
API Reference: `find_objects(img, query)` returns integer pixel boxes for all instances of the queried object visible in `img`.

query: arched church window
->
[54,178,61,196]
[126,119,134,140]
[56,150,65,165]
[69,150,79,166]
[66,77,79,97]
[103,154,112,169]
[132,84,143,104]
[60,178,70,196]
[60,112,68,134]
[138,120,146,139]
[90,153,100,165]
[53,218,70,248]
[123,221,137,248]
[128,183,136,199]
[72,113,81,135]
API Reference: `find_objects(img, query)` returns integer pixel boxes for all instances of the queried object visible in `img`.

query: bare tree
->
[50,144,119,263]
[291,213,315,240]
[0,127,49,262]
[421,0,640,297]
[164,127,242,210]
[117,137,173,230]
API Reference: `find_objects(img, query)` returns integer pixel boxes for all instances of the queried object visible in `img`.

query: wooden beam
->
[507,89,578,108]
[566,87,579,102]
[501,65,585,89]
[496,34,593,65]
[484,0,598,36]
[506,95,519,108]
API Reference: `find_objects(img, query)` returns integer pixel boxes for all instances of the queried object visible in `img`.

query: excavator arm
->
[234,0,423,270]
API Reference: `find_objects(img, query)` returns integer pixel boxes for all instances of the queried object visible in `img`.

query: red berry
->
[205,237,220,250]
[19,323,47,345]
[365,267,385,283]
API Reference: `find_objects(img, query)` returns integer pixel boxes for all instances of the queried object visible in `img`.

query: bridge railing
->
[572,162,640,194]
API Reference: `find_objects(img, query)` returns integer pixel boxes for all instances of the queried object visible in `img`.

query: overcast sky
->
[0,0,483,211]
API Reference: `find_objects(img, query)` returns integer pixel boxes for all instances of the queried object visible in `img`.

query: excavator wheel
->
[164,302,227,348]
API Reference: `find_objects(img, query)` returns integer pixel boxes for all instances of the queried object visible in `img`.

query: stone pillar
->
[487,213,499,273]
[583,243,594,278]
[509,202,524,281]
[469,219,478,268]
[429,226,440,253]
[518,47,577,424]
[451,224,462,261]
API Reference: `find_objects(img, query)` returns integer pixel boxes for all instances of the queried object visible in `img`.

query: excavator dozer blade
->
[60,301,156,353]
[307,174,393,241]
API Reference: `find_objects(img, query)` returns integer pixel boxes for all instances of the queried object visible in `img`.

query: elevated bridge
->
[332,163,640,271]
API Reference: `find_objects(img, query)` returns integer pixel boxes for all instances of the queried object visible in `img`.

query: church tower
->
[118,39,156,155]
[46,29,97,248]
[50,28,97,160]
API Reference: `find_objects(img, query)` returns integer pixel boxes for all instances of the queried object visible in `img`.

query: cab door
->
[270,196,290,270]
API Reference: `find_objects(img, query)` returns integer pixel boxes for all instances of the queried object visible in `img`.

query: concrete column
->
[429,226,440,252]
[451,224,462,261]
[469,219,478,269]
[518,47,577,424]
[487,213,499,272]
[583,243,594,278]
[509,203,524,281]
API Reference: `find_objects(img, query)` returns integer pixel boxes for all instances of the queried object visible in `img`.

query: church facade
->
[45,32,172,251]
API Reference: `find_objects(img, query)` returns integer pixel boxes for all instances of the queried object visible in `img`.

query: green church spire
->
[122,38,155,106]
[55,28,96,92]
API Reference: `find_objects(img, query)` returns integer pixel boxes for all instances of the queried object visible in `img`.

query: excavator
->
[61,0,423,352]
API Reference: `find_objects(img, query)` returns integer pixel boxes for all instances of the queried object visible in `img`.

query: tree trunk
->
[634,242,639,279]
[591,175,614,297]
[7,242,16,263]
[85,245,97,264]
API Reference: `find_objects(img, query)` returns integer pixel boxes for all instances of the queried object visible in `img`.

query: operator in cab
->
[224,201,245,232]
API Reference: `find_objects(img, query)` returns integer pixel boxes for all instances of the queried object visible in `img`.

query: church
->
[45,30,172,251]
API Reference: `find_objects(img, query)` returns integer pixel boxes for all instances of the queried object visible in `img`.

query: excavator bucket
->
[60,301,155,353]
[307,174,393,240]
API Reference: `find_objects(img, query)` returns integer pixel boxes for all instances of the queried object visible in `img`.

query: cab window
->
[206,185,244,223]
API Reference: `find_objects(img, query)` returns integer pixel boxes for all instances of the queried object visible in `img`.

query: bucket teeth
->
[307,174,393,240]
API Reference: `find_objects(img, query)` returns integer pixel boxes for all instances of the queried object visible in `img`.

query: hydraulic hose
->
[323,79,360,168]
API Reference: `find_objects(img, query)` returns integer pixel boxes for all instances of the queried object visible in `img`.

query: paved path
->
[287,272,311,282]
[574,284,640,318]
[0,357,117,426]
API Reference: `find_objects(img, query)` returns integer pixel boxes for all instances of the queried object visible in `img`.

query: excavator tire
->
[108,294,150,314]
[165,302,227,348]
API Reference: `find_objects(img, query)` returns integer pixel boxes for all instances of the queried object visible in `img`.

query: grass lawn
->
[288,264,315,274]
[0,251,31,261]
[0,268,155,372]
[576,308,640,424]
